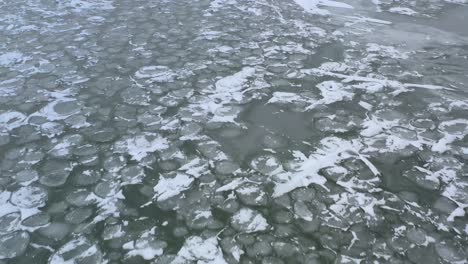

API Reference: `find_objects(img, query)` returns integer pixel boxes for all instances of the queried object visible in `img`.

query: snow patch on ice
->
[173,236,227,264]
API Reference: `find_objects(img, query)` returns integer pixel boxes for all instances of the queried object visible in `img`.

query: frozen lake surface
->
[1,0,468,263]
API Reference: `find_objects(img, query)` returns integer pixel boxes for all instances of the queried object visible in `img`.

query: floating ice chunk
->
[272,242,300,258]
[406,228,428,246]
[304,68,455,91]
[388,7,417,16]
[178,158,208,178]
[403,167,440,191]
[173,236,227,264]
[135,66,176,82]
[268,92,305,104]
[33,99,81,121]
[0,231,29,259]
[0,51,28,66]
[114,133,169,161]
[121,88,150,106]
[0,111,27,131]
[10,186,48,209]
[60,0,114,11]
[294,201,314,221]
[435,240,466,262]
[153,173,194,202]
[231,208,270,233]
[48,237,102,264]
[216,178,246,192]
[314,117,351,133]
[236,184,268,206]
[366,43,409,60]
[40,122,64,138]
[250,155,283,175]
[307,81,353,110]
[0,212,21,234]
[121,165,145,185]
[65,208,93,224]
[15,170,39,186]
[38,222,70,241]
[123,236,166,260]
[39,160,73,187]
[432,119,468,153]
[215,160,240,175]
[22,213,50,228]
[293,0,353,16]
[215,67,255,94]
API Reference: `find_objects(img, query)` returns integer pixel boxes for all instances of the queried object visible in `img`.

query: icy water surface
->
[1,0,468,263]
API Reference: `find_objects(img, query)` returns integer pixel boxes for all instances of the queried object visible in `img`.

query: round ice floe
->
[153,173,194,202]
[121,165,145,185]
[407,246,438,264]
[65,207,93,224]
[215,160,240,175]
[314,117,349,133]
[0,111,26,131]
[94,181,119,198]
[231,208,270,233]
[39,160,73,187]
[134,66,176,82]
[406,228,427,245]
[247,240,272,257]
[390,126,418,140]
[439,119,468,135]
[0,212,21,234]
[121,87,150,106]
[22,213,50,228]
[410,118,435,129]
[235,184,268,206]
[40,122,64,138]
[72,169,101,186]
[262,134,287,149]
[433,196,458,215]
[0,132,9,146]
[180,122,203,139]
[272,242,299,258]
[38,222,70,241]
[212,105,243,124]
[48,237,102,264]
[10,186,48,208]
[113,133,169,161]
[64,114,89,128]
[172,236,226,264]
[87,128,116,143]
[48,134,83,159]
[66,190,94,207]
[124,237,167,260]
[103,155,126,173]
[435,240,466,262]
[217,125,244,138]
[43,100,81,121]
[0,231,29,259]
[15,170,39,185]
[293,201,314,221]
[250,155,282,175]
